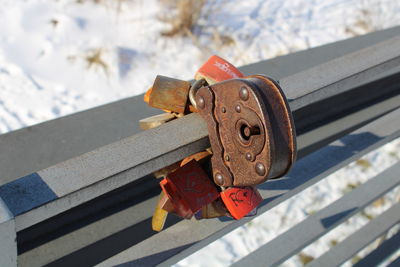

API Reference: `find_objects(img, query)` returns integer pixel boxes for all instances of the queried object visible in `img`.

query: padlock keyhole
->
[240,124,260,141]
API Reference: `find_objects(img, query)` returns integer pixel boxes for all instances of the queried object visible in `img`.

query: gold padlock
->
[152,161,181,179]
[195,198,228,219]
[152,191,170,232]
[139,113,177,130]
[147,75,192,114]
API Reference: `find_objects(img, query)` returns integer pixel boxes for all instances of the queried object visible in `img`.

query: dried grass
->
[345,8,375,36]
[298,252,315,265]
[85,48,109,74]
[355,158,372,170]
[160,0,206,37]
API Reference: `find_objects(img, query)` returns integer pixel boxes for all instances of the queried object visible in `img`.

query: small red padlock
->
[195,55,244,84]
[220,186,263,220]
[160,160,219,218]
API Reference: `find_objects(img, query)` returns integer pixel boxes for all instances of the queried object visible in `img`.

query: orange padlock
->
[160,160,219,218]
[143,87,152,103]
[180,150,212,167]
[220,186,263,220]
[195,55,244,84]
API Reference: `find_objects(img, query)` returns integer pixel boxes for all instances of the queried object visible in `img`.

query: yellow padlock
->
[147,75,192,114]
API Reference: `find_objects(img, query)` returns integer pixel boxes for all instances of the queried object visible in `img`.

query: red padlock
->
[160,160,219,218]
[220,186,263,220]
[195,55,244,84]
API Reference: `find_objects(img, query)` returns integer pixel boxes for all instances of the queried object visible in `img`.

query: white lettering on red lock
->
[214,61,240,78]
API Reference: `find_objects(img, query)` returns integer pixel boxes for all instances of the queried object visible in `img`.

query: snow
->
[0,0,399,266]
[1,0,400,134]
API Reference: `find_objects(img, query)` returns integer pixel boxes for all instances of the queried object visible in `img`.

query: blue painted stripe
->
[0,173,57,216]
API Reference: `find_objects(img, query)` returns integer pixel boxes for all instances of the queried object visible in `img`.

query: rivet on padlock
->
[220,186,263,220]
[195,55,244,84]
[147,75,192,114]
[160,160,219,218]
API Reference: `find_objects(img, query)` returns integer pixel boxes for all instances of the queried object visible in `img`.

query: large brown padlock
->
[195,75,297,187]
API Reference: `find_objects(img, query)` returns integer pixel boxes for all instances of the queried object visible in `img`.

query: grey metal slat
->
[296,93,400,154]
[0,218,16,266]
[239,26,400,80]
[18,197,159,267]
[282,36,400,111]
[353,231,400,267]
[307,203,400,267]
[0,96,162,186]
[231,163,400,267]
[96,109,400,267]
[14,114,209,231]
[387,256,400,267]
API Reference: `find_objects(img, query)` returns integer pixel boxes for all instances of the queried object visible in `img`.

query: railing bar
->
[387,256,400,267]
[353,231,400,267]
[308,204,400,267]
[232,164,400,267]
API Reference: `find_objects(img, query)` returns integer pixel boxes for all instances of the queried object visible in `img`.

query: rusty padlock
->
[220,186,263,220]
[194,75,297,187]
[146,75,192,114]
[160,160,220,218]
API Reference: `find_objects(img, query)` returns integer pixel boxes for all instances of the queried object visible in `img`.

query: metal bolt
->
[245,152,254,161]
[239,87,249,101]
[197,96,205,109]
[215,173,224,185]
[243,126,260,138]
[235,104,241,113]
[222,107,226,113]
[255,162,266,176]
[225,155,230,161]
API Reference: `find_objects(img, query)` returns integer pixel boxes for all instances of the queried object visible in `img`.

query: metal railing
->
[1,26,400,267]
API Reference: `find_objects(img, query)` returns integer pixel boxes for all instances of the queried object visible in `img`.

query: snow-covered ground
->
[0,0,399,266]
[1,0,400,134]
